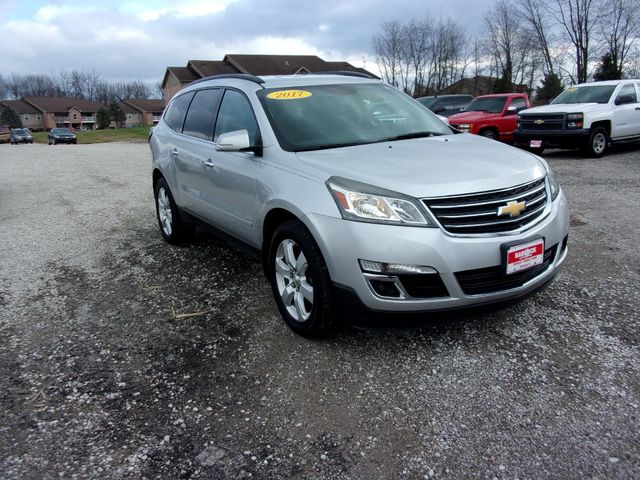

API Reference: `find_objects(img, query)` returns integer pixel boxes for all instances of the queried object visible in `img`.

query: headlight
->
[457,124,471,132]
[566,113,583,129]
[327,177,434,226]
[538,158,560,200]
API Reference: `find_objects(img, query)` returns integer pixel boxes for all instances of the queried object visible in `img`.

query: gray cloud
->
[0,0,493,83]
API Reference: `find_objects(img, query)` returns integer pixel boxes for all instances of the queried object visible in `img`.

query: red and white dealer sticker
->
[506,238,544,274]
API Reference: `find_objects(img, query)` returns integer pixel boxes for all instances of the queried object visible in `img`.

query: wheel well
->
[261,208,299,262]
[152,169,163,187]
[591,120,611,135]
[479,126,499,136]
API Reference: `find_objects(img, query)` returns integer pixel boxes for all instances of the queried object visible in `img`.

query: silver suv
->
[150,73,569,336]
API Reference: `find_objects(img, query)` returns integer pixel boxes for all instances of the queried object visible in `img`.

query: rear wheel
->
[268,220,335,337]
[154,177,192,244]
[584,127,608,158]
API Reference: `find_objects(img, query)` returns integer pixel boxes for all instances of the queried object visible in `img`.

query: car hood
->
[520,103,604,114]
[447,111,503,123]
[294,134,546,198]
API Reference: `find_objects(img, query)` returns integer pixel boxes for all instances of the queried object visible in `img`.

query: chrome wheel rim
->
[593,133,606,154]
[274,239,313,322]
[157,187,173,236]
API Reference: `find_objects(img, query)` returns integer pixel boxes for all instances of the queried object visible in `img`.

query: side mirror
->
[215,129,252,152]
[505,106,517,115]
[615,95,634,106]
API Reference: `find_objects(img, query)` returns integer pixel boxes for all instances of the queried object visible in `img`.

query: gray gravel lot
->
[0,141,639,479]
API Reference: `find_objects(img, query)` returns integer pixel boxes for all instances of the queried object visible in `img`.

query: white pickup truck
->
[514,79,640,157]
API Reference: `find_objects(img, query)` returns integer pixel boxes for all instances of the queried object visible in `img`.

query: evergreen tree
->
[492,76,513,94]
[0,106,22,128]
[535,73,564,105]
[594,53,622,81]
[109,101,126,128]
[96,107,111,129]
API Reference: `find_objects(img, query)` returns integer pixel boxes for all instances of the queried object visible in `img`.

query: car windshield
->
[53,128,73,134]
[463,97,507,113]
[257,83,451,152]
[552,85,617,104]
[13,128,28,134]
[417,97,437,108]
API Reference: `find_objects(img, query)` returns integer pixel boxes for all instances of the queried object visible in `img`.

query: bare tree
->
[519,0,558,75]
[550,0,601,83]
[373,21,404,88]
[599,0,640,77]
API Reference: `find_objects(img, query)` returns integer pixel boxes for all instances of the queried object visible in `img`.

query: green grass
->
[32,125,153,144]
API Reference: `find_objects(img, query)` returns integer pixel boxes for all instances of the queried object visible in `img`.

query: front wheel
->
[268,220,336,337]
[480,129,498,140]
[584,127,609,158]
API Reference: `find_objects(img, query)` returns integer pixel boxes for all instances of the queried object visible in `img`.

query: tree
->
[96,107,111,129]
[109,101,126,128]
[594,52,623,79]
[599,0,640,78]
[551,0,600,83]
[1,106,22,128]
[535,72,565,104]
[518,0,558,76]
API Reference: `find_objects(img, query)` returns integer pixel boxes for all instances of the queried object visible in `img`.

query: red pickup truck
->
[448,93,530,142]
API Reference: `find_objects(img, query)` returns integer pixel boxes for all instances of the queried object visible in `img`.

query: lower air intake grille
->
[455,244,557,295]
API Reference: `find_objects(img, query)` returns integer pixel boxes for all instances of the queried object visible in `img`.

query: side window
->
[510,98,527,112]
[182,88,221,140]
[214,90,259,145]
[164,92,194,132]
[616,84,637,103]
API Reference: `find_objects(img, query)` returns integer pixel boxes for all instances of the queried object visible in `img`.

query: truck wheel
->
[584,127,608,158]
[480,129,498,140]
[268,220,336,337]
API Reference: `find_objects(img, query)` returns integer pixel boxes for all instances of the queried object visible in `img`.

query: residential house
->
[162,54,378,102]
[121,99,166,125]
[118,101,142,127]
[22,97,106,130]
[0,99,44,131]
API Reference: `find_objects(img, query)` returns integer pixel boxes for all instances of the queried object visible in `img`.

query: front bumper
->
[514,129,589,149]
[303,191,569,313]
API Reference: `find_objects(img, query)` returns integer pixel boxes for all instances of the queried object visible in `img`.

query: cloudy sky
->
[0,0,495,82]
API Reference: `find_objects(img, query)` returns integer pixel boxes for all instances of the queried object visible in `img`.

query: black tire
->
[526,146,545,155]
[583,126,609,158]
[154,177,192,244]
[73,140,77,144]
[268,220,336,337]
[480,129,498,140]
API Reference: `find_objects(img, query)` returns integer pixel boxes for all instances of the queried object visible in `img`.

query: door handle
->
[203,159,215,168]
[169,148,178,158]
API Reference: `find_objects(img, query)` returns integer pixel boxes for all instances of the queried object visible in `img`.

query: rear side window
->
[510,97,527,111]
[214,90,259,145]
[164,92,194,132]
[182,89,221,140]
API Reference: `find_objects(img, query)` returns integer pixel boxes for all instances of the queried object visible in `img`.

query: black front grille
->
[455,245,557,295]
[519,114,565,131]
[423,178,549,235]
[398,274,449,298]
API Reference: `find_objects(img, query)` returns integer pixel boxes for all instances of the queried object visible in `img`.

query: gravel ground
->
[0,142,639,479]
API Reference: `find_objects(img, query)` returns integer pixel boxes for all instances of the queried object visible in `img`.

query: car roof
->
[181,73,380,94]
[418,94,472,99]
[476,93,526,98]
[573,79,638,87]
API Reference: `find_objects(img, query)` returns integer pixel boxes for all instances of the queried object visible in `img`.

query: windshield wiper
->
[379,131,443,142]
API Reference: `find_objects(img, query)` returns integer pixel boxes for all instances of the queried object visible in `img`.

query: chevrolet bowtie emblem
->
[534,119,545,125]
[498,200,526,217]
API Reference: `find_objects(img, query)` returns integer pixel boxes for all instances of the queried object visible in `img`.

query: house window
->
[24,114,29,120]
[73,113,78,120]
[36,115,41,120]
[128,114,132,119]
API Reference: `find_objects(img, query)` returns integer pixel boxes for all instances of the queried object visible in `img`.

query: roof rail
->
[188,74,265,86]
[311,70,376,79]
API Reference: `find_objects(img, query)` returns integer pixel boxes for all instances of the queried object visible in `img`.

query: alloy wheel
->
[274,238,314,322]
[157,187,173,236]
[592,133,606,154]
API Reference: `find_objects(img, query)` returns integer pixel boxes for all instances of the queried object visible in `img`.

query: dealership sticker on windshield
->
[266,90,312,100]
[504,238,545,275]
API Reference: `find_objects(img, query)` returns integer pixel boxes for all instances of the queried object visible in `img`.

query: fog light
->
[369,279,402,298]
[359,259,437,275]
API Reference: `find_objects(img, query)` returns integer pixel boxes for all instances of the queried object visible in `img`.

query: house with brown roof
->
[121,99,166,126]
[118,101,142,127]
[0,100,44,131]
[162,54,377,102]
[22,97,106,130]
